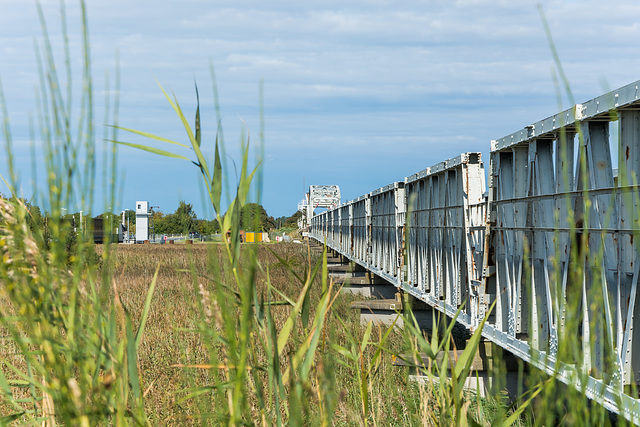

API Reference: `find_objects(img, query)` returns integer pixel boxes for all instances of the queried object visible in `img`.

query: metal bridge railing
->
[480,82,640,420]
[310,153,485,319]
[307,79,640,422]
[404,153,486,327]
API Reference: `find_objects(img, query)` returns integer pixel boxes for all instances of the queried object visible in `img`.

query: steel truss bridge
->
[297,185,341,230]
[307,80,640,422]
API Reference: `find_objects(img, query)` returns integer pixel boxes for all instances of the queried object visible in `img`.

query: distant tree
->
[150,210,167,234]
[274,216,286,229]
[240,203,276,231]
[283,211,303,228]
[0,194,45,233]
[195,218,220,235]
[152,201,198,235]
[23,200,45,233]
[174,201,197,234]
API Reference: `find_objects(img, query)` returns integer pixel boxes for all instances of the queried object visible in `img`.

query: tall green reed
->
[114,64,346,424]
[0,1,154,425]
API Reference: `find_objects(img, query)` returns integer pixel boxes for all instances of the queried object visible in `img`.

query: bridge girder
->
[302,79,640,423]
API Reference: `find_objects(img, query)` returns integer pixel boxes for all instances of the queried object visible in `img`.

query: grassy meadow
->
[101,242,433,425]
[99,242,531,426]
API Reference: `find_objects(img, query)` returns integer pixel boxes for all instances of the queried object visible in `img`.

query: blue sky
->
[2,0,640,219]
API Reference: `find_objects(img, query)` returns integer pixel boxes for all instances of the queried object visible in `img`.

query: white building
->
[135,201,150,242]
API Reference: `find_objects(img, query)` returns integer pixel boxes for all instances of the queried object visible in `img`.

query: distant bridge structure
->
[304,80,640,422]
[297,185,341,230]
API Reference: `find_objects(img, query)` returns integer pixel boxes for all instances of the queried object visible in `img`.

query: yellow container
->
[244,232,263,243]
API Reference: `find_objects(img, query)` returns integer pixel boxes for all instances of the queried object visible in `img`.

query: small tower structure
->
[306,185,340,227]
[135,201,150,242]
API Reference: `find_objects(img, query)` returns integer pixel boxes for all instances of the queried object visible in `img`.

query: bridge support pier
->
[335,272,398,299]
[320,248,397,299]
[351,292,435,329]
[394,341,526,399]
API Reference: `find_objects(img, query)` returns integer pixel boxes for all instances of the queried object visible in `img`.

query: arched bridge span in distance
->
[306,80,640,423]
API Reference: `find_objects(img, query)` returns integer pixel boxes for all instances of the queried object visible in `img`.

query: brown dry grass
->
[1,239,522,425]
[0,239,435,424]
[100,242,417,425]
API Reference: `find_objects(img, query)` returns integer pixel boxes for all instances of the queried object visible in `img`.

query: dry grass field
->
[103,242,421,425]
[0,221,532,425]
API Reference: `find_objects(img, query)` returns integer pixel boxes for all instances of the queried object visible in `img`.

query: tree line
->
[0,194,300,237]
[149,201,283,235]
